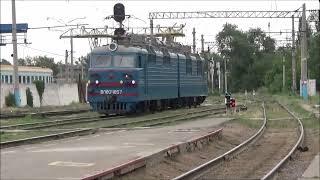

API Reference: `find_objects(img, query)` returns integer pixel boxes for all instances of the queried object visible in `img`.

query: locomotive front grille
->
[97,101,127,111]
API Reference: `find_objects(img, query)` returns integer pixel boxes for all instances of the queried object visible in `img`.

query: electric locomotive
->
[87,3,208,114]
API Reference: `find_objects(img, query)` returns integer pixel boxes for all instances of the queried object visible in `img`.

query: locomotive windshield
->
[91,54,135,68]
[113,55,135,67]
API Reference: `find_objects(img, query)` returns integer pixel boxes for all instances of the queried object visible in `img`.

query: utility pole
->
[11,0,20,106]
[217,61,221,93]
[211,59,214,93]
[70,29,74,83]
[201,34,204,53]
[192,28,196,53]
[224,58,227,93]
[65,50,69,82]
[301,3,308,100]
[283,56,286,90]
[291,15,296,93]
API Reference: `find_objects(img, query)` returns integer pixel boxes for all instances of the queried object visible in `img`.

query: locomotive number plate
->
[100,89,122,95]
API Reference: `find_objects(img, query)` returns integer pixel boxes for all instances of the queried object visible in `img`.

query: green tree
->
[33,56,59,76]
[26,87,34,107]
[33,80,45,106]
[1,59,12,65]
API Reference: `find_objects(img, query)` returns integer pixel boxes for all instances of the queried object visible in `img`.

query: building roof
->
[0,65,53,73]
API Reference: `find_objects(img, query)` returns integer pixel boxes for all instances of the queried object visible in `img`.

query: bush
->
[26,87,33,107]
[33,80,45,105]
[5,92,16,107]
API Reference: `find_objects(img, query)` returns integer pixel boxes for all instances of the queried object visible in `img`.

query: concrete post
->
[192,28,196,53]
[65,50,69,82]
[291,15,296,93]
[70,29,74,83]
[224,58,227,93]
[301,3,308,100]
[11,0,20,106]
[201,34,204,53]
[283,56,286,90]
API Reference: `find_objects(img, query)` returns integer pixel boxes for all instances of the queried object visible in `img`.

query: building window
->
[1,75,4,83]
[9,75,13,84]
[22,76,26,84]
[27,76,30,84]
[19,76,21,83]
[5,75,8,83]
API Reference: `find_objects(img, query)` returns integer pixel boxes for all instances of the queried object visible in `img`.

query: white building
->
[0,65,53,84]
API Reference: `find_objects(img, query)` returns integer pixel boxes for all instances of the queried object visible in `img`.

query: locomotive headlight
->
[131,80,136,84]
[120,80,123,84]
[95,80,99,84]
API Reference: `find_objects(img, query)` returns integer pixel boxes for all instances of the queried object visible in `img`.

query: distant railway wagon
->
[87,43,208,114]
[0,65,53,84]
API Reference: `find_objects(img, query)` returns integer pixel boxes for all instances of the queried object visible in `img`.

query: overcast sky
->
[0,0,319,64]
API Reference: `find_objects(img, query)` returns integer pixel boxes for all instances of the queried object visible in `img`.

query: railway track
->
[0,108,90,119]
[0,105,232,149]
[0,115,118,130]
[172,101,304,180]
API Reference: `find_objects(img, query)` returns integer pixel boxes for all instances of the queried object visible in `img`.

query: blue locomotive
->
[87,3,208,114]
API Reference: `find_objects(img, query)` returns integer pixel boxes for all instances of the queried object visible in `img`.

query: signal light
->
[113,3,125,23]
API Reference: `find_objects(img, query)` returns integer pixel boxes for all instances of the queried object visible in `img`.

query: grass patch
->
[230,117,262,129]
[0,115,47,127]
[274,94,320,129]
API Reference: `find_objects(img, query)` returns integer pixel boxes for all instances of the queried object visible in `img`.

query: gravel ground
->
[272,128,320,180]
[201,128,298,179]
[116,121,258,180]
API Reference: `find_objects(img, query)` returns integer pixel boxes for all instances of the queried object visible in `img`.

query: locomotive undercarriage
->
[94,96,206,115]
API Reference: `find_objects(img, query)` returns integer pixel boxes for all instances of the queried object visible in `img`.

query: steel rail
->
[0,108,90,119]
[0,106,230,149]
[0,106,223,130]
[261,102,304,180]
[173,102,267,180]
[0,115,103,130]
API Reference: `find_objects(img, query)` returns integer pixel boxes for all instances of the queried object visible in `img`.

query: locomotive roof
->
[92,44,148,54]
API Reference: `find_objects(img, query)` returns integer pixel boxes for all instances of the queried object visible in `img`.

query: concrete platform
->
[300,153,320,180]
[1,116,231,180]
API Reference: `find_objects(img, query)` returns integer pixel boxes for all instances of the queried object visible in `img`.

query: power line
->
[18,44,65,57]
[28,24,88,30]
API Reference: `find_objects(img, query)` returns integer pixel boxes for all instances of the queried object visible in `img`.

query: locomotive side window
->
[163,55,170,65]
[148,54,156,64]
[137,56,142,68]
[186,58,192,75]
[92,55,112,67]
[197,61,203,76]
[114,55,135,67]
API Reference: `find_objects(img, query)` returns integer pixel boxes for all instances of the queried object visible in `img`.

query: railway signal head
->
[113,3,125,23]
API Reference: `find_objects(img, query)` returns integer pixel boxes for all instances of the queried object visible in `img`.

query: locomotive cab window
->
[113,55,135,67]
[92,55,112,67]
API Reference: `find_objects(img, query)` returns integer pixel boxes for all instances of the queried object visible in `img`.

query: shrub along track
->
[117,101,306,180]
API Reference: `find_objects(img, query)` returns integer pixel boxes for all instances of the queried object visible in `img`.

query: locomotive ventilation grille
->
[97,101,127,111]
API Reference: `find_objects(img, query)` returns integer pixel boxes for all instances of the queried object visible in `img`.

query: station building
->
[0,64,53,84]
